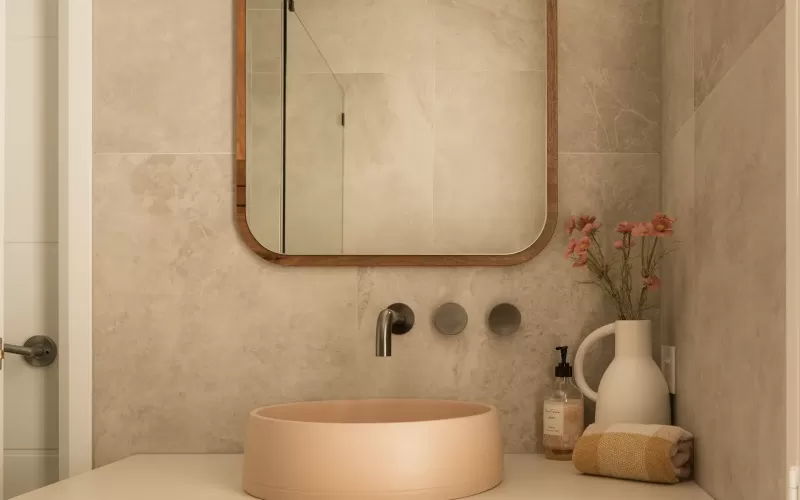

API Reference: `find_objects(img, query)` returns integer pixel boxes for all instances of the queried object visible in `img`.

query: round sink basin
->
[242,399,504,500]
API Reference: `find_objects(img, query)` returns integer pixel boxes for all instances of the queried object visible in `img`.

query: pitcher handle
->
[574,323,616,402]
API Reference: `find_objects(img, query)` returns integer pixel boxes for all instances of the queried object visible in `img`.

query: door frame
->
[57,0,93,478]
[787,0,800,491]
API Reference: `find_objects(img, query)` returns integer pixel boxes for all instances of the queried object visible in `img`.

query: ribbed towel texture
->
[572,423,694,484]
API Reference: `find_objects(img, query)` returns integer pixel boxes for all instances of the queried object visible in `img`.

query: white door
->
[2,0,62,498]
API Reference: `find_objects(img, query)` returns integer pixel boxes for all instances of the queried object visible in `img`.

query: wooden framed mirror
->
[236,0,558,266]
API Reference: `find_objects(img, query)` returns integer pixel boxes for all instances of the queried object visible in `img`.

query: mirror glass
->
[245,0,551,256]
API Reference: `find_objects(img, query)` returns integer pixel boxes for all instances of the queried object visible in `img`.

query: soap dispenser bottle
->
[543,346,584,461]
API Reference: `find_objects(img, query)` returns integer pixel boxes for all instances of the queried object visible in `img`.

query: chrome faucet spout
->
[376,309,396,357]
[375,304,415,357]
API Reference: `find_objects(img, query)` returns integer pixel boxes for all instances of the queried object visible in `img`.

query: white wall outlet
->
[661,345,676,394]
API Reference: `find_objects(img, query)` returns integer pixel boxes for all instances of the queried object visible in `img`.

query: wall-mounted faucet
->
[375,303,415,357]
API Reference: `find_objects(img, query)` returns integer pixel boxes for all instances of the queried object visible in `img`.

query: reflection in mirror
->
[245,0,553,257]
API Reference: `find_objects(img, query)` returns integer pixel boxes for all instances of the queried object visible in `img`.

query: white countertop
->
[16,454,711,500]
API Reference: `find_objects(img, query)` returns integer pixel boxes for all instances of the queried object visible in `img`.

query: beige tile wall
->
[661,3,786,499]
[93,0,661,466]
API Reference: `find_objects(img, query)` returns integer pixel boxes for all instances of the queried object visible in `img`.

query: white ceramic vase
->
[573,320,670,425]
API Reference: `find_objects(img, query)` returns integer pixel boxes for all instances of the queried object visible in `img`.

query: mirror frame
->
[235,0,558,266]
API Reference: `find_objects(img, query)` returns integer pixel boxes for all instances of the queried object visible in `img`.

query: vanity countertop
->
[17,454,711,500]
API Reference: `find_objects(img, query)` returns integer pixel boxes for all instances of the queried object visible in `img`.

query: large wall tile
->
[560,66,660,153]
[433,71,547,254]
[661,0,693,143]
[559,0,660,76]
[93,154,358,465]
[291,0,434,74]
[340,72,435,254]
[691,13,785,500]
[694,0,784,107]
[94,0,234,153]
[435,0,547,72]
[560,153,660,223]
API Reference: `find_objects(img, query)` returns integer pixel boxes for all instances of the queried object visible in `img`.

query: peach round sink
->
[242,399,504,500]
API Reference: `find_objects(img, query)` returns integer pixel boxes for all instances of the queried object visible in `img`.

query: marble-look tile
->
[435,0,547,72]
[560,66,660,153]
[691,13,785,500]
[284,73,345,254]
[94,0,233,153]
[93,155,237,297]
[93,153,358,466]
[661,0,693,143]
[351,258,600,455]
[433,71,547,254]
[660,117,694,347]
[246,74,283,252]
[694,0,784,107]
[247,9,282,74]
[291,0,434,74]
[559,0,660,76]
[559,153,660,232]
[340,72,435,254]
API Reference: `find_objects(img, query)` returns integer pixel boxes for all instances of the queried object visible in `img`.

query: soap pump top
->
[555,346,573,378]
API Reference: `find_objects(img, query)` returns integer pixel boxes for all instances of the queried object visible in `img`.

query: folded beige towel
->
[572,423,694,484]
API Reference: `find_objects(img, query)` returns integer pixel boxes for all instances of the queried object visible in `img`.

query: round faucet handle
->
[388,303,415,334]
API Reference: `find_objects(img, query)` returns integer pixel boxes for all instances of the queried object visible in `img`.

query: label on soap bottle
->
[543,402,564,436]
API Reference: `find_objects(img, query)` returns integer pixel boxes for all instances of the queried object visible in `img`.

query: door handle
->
[1,335,58,368]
